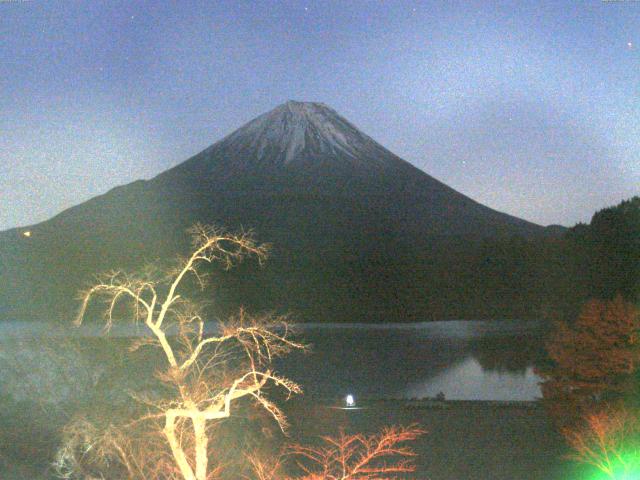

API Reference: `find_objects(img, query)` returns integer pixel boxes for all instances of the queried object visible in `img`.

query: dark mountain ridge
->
[0,101,562,323]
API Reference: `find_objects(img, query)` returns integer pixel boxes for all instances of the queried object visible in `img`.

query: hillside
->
[0,101,562,323]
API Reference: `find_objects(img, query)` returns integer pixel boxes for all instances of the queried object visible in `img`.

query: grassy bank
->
[0,334,578,479]
[284,398,576,480]
[1,397,583,480]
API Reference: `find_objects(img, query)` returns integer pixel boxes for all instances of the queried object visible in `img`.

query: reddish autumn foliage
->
[537,296,640,428]
[249,425,425,480]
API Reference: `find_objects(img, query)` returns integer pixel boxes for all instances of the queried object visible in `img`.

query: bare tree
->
[563,407,640,478]
[56,224,304,480]
[248,425,425,480]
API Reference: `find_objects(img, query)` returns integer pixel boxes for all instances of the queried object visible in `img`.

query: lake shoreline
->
[285,397,573,480]
[1,397,572,480]
[0,317,548,339]
[303,397,544,406]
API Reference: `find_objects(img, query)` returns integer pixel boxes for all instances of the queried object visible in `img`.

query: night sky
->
[2,0,638,230]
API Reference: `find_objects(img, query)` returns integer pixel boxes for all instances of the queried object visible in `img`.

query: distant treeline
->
[430,196,640,321]
[74,195,639,324]
[567,196,640,302]
[450,195,640,321]
[2,197,637,324]
[219,196,640,322]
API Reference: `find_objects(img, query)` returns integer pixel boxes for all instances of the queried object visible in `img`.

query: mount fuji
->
[0,101,558,323]
[153,101,542,236]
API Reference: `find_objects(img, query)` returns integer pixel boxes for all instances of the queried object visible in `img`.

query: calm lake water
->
[277,321,546,401]
[0,320,546,402]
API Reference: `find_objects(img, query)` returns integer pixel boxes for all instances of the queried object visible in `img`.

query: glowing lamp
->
[22,230,31,238]
[345,394,355,407]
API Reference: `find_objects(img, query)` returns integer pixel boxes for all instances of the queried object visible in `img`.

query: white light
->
[22,230,31,238]
[345,394,355,407]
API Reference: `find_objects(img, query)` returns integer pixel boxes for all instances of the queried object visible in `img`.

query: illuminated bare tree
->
[563,407,640,478]
[289,425,424,480]
[248,425,425,480]
[57,224,304,480]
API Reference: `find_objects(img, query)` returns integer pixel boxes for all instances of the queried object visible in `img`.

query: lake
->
[0,319,546,403]
[0,319,560,480]
[277,320,546,401]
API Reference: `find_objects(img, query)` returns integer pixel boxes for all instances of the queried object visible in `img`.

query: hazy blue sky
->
[1,0,638,230]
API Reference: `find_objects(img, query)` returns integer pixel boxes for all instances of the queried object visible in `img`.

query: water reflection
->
[469,334,544,375]
[404,330,545,400]
[0,319,548,480]
[0,320,547,402]
[405,357,542,401]
[276,320,546,401]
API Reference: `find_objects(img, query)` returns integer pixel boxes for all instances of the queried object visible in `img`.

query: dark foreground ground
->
[1,398,582,480]
[286,398,577,480]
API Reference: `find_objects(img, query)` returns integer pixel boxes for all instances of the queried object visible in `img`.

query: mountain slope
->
[150,101,544,239]
[0,101,559,323]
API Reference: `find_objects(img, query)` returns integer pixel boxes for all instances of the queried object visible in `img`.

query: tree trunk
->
[193,416,209,480]
[164,413,196,480]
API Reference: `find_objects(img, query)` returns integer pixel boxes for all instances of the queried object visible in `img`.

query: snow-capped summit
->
[151,100,545,241]
[164,101,405,179]
[0,100,555,325]
[216,100,390,166]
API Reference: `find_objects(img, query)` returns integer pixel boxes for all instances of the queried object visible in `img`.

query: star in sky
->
[1,1,639,230]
